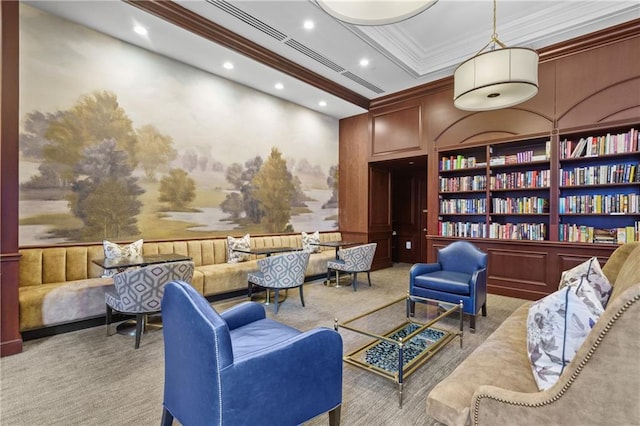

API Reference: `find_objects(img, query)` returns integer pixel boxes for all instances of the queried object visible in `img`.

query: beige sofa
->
[427,242,640,426]
[18,232,342,331]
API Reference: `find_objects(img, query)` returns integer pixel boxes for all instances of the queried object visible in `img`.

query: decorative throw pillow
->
[102,239,143,277]
[559,256,612,308]
[302,231,321,253]
[526,283,604,391]
[227,234,251,263]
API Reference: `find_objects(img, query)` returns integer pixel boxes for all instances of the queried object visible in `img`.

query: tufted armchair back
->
[258,251,310,289]
[438,240,487,275]
[109,261,194,314]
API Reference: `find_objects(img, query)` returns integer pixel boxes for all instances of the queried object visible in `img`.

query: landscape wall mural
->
[18,4,339,246]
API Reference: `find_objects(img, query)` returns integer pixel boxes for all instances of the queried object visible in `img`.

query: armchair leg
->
[367,271,372,286]
[105,305,113,337]
[273,289,280,314]
[326,268,331,286]
[482,302,487,316]
[335,270,341,288]
[328,405,341,426]
[161,407,174,426]
[352,272,358,291]
[134,313,144,349]
[299,284,305,307]
[247,281,253,298]
[469,314,476,333]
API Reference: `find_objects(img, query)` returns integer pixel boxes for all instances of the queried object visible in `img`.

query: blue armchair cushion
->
[229,318,301,359]
[414,270,472,295]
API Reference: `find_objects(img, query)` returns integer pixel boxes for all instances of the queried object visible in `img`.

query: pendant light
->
[453,0,539,111]
[316,0,439,26]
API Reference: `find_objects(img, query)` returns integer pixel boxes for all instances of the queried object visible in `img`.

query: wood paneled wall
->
[338,20,640,299]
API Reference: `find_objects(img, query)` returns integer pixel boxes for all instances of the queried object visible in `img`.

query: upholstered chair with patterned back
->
[326,243,377,291]
[409,240,487,331]
[105,260,194,348]
[247,251,310,314]
[160,281,343,426]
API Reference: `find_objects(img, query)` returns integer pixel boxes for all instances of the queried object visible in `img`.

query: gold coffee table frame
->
[334,295,463,408]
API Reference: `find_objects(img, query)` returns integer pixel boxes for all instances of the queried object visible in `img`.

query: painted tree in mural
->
[252,148,296,233]
[158,168,196,211]
[43,91,138,186]
[69,139,144,240]
[136,125,177,181]
[222,157,265,224]
[323,165,339,208]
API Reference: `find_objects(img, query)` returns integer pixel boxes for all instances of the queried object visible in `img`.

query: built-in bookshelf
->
[558,125,639,244]
[438,136,551,241]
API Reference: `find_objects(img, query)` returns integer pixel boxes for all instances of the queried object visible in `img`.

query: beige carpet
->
[0,263,526,425]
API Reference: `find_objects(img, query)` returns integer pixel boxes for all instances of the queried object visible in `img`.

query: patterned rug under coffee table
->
[336,295,463,407]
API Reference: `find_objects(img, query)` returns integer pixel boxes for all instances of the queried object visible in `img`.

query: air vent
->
[341,71,385,94]
[284,39,345,73]
[206,0,287,41]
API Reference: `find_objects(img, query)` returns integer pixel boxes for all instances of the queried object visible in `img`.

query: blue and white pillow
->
[226,234,251,263]
[301,231,321,253]
[558,256,612,308]
[527,280,604,391]
[101,239,143,277]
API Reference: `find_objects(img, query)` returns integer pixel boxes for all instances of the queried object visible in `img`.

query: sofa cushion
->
[527,283,603,391]
[414,270,471,295]
[102,239,143,277]
[227,234,251,263]
[609,243,640,303]
[302,231,321,253]
[558,256,611,307]
[427,302,536,426]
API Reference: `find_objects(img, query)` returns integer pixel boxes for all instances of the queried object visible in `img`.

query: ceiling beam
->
[123,0,371,110]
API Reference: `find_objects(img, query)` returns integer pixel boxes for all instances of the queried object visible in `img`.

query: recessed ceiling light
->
[318,100,327,107]
[303,20,315,30]
[223,62,234,70]
[359,58,370,67]
[133,25,148,36]
[275,83,284,90]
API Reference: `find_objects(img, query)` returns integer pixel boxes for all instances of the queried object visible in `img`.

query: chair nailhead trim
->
[472,294,639,425]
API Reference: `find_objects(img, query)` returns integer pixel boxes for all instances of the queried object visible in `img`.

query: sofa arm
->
[220,301,266,330]
[472,284,640,426]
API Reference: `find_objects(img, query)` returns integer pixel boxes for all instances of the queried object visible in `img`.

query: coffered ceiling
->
[22,1,640,119]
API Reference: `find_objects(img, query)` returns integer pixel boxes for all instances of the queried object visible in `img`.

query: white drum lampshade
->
[316,0,439,26]
[454,47,539,111]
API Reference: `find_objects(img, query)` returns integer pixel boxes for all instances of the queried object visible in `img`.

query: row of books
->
[490,169,550,190]
[440,155,483,171]
[490,149,543,166]
[491,197,549,214]
[438,221,487,238]
[559,128,639,159]
[487,223,547,241]
[439,198,487,214]
[559,163,638,186]
[559,222,640,243]
[558,193,639,214]
[439,175,487,192]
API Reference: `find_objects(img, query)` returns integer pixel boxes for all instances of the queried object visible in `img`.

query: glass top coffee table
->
[334,295,463,407]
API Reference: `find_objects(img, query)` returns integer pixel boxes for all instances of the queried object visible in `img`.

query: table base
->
[115,315,163,336]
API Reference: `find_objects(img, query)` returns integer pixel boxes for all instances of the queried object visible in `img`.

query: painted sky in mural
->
[18,5,339,246]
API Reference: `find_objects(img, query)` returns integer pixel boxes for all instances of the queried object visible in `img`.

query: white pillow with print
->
[527,282,604,391]
[102,239,143,277]
[559,256,612,308]
[302,231,321,253]
[227,234,251,263]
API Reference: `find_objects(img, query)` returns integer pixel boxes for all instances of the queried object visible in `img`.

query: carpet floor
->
[0,263,526,425]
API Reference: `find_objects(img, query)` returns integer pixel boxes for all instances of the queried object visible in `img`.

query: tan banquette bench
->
[426,242,640,426]
[18,232,342,331]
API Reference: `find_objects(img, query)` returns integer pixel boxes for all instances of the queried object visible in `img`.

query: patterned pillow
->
[102,239,143,277]
[527,282,604,391]
[302,231,321,253]
[559,256,612,308]
[227,234,251,263]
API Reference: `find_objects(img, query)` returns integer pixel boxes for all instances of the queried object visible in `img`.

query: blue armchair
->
[160,281,343,426]
[408,241,488,331]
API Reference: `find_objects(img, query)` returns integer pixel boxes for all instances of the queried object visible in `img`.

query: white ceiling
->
[23,1,640,119]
